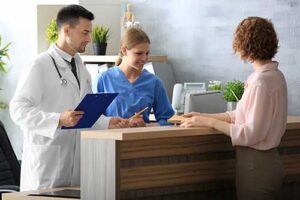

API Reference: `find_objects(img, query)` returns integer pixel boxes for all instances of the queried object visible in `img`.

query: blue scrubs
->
[97,66,174,125]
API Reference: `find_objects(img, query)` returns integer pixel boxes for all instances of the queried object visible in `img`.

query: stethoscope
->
[49,54,68,86]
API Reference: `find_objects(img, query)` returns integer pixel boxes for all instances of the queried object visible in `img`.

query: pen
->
[129,107,148,119]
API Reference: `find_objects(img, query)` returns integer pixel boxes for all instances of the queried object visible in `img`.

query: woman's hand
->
[180,115,213,128]
[182,112,202,118]
[180,114,231,136]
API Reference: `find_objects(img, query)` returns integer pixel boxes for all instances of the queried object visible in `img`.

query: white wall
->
[80,0,121,55]
[0,1,38,159]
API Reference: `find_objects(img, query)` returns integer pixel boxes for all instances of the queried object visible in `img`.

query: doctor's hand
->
[108,117,129,129]
[59,110,84,127]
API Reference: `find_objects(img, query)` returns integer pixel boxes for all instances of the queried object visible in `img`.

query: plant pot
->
[227,102,237,111]
[92,42,107,55]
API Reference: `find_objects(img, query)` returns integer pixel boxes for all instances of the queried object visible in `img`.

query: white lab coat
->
[10,44,110,191]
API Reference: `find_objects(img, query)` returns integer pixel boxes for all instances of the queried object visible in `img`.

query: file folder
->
[62,93,118,129]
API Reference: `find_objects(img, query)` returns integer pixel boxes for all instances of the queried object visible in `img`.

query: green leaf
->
[0,101,8,109]
[92,26,110,43]
[1,42,11,52]
[0,37,11,70]
[0,60,7,72]
[46,19,58,44]
[223,80,244,102]
[0,34,10,109]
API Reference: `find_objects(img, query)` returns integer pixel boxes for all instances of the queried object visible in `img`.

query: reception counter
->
[81,116,300,200]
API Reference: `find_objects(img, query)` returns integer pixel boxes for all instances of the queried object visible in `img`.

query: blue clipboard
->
[62,93,118,129]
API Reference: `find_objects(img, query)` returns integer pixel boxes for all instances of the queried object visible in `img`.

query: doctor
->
[10,5,128,191]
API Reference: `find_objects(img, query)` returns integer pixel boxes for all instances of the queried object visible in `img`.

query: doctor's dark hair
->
[115,28,150,66]
[56,4,94,31]
[233,16,278,62]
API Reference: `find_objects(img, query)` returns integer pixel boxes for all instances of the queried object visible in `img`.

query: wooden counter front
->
[81,116,300,200]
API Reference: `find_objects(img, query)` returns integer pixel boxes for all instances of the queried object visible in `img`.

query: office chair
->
[0,121,20,199]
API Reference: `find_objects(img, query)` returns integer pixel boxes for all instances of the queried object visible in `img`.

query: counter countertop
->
[80,55,168,64]
[81,116,300,141]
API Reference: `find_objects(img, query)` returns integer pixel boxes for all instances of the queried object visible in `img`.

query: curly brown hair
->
[233,17,278,62]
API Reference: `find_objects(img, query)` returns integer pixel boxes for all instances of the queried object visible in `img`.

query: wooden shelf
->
[80,55,167,64]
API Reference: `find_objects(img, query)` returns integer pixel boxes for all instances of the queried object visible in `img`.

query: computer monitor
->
[85,64,108,93]
[184,91,227,113]
[144,62,176,101]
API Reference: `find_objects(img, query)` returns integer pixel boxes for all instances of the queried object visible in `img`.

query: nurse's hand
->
[59,110,84,127]
[109,117,129,129]
[129,115,146,127]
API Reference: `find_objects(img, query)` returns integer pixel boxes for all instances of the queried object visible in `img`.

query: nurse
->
[180,17,287,200]
[97,28,174,126]
[10,5,128,191]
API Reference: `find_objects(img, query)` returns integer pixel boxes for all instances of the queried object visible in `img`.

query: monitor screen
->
[184,91,227,113]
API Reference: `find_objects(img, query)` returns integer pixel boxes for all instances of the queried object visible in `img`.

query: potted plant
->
[208,80,222,91]
[0,34,11,109]
[46,19,58,44]
[223,80,244,110]
[91,25,110,55]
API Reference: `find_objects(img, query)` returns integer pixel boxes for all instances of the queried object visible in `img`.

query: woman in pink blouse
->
[181,17,287,200]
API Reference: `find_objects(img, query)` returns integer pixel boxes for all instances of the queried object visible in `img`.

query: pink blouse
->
[227,61,287,150]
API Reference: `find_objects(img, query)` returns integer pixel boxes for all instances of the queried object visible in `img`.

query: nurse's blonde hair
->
[115,28,150,66]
